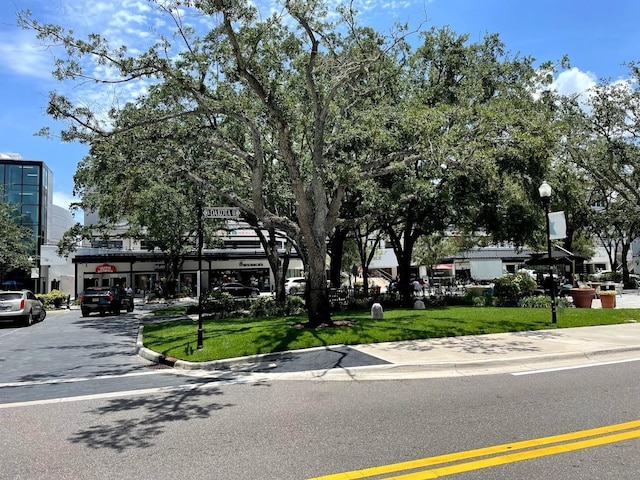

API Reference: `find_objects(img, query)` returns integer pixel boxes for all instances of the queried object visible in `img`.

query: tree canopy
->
[21,0,637,321]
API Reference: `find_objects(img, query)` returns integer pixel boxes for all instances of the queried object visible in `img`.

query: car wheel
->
[39,309,47,322]
[289,287,298,295]
[22,311,34,327]
[81,309,90,317]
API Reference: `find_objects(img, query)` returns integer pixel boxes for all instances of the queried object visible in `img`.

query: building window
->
[22,165,39,185]
[90,239,124,249]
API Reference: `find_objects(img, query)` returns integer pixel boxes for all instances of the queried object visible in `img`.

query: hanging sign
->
[548,211,567,240]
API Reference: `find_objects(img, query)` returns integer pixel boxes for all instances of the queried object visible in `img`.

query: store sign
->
[239,261,265,268]
[95,264,116,273]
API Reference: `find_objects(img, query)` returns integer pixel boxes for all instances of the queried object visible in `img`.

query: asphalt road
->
[2,308,640,479]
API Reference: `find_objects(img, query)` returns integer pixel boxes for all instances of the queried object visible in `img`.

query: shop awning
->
[435,263,454,269]
[525,251,589,267]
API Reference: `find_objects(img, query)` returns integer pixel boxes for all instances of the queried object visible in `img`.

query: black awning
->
[525,250,589,267]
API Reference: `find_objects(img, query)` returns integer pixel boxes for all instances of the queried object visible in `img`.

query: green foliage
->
[598,290,617,296]
[200,292,239,316]
[518,295,571,308]
[472,296,486,307]
[493,273,537,307]
[36,289,68,308]
[602,272,622,282]
[0,201,34,276]
[249,296,306,317]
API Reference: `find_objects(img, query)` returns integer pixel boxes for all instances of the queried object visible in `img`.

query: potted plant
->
[598,290,617,308]
[569,284,596,308]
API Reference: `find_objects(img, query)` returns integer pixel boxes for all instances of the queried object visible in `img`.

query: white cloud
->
[0,30,56,80]
[53,190,81,212]
[551,67,596,97]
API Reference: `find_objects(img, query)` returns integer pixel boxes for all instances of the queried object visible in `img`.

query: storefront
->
[72,251,303,298]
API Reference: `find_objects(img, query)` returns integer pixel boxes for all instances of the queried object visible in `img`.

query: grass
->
[142,305,640,363]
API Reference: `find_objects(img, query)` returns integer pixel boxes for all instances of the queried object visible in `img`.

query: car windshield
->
[0,293,23,301]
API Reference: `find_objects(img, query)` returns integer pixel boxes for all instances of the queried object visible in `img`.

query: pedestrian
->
[413,278,421,297]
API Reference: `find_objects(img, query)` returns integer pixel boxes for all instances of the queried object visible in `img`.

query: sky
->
[1,0,640,220]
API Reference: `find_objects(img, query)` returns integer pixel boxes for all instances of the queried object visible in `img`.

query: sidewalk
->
[136,291,640,381]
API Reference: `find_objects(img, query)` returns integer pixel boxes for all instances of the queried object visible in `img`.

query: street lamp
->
[197,199,204,349]
[538,181,557,324]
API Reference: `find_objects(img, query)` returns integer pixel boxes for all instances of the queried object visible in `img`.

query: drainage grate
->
[146,363,172,369]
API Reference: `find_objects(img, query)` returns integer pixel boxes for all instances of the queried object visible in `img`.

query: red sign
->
[95,264,116,273]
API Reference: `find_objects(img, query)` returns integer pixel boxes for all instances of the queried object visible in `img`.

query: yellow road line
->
[308,419,640,480]
[386,429,640,479]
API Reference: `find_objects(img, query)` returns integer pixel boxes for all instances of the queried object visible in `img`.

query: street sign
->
[202,206,240,219]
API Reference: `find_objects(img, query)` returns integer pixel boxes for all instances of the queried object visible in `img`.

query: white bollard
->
[370,302,384,319]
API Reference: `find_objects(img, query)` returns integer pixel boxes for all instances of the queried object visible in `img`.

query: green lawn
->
[142,306,640,362]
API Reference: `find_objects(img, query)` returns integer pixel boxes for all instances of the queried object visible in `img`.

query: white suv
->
[284,277,306,295]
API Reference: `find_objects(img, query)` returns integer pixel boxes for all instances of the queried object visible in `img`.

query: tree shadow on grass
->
[68,382,234,452]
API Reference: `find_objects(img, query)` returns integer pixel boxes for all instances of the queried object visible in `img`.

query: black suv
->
[80,287,133,317]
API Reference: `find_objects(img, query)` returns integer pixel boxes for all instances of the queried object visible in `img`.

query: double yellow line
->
[309,419,640,479]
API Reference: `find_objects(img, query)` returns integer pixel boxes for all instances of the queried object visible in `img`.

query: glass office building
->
[0,154,53,292]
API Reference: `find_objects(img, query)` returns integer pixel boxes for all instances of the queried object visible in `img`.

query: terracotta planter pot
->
[599,294,616,309]
[570,288,595,308]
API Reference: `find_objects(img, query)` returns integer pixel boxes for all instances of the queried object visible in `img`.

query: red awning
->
[435,263,454,269]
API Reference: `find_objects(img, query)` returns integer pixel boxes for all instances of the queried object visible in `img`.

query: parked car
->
[285,277,307,295]
[212,282,260,297]
[0,290,46,326]
[80,286,132,317]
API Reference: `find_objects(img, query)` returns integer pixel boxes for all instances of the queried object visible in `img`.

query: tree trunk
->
[328,227,347,289]
[305,243,332,327]
[256,226,292,302]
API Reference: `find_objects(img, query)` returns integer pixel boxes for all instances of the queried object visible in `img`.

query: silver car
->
[0,290,46,327]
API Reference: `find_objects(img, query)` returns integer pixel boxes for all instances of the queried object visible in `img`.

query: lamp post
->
[539,181,557,324]
[197,199,204,349]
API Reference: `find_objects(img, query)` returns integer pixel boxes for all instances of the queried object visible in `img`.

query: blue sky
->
[1,0,639,217]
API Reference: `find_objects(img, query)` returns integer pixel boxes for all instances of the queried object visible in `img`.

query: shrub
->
[37,289,68,308]
[598,290,617,296]
[191,292,238,317]
[518,295,571,308]
[472,296,486,307]
[601,272,622,283]
[493,274,537,307]
[443,294,474,306]
[250,296,306,317]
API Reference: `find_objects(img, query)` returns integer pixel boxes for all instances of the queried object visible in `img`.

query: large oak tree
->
[21,1,416,326]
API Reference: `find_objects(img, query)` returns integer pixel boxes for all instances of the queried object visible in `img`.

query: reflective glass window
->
[22,165,39,185]
[5,185,21,203]
[20,185,39,204]
[21,205,39,224]
[5,165,21,185]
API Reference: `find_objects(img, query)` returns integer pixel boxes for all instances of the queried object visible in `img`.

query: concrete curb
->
[135,322,640,379]
[135,323,345,370]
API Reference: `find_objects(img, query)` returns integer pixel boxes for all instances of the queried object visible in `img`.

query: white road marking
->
[512,357,640,376]
[0,329,19,338]
[0,370,173,388]
[0,384,205,409]
[0,376,263,409]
